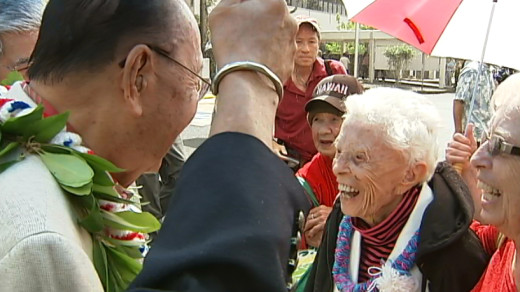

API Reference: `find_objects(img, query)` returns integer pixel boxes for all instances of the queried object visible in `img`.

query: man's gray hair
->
[342,87,441,182]
[0,0,45,55]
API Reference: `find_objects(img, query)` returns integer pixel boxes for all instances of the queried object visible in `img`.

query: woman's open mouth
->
[339,183,360,199]
[478,180,501,202]
[320,139,333,146]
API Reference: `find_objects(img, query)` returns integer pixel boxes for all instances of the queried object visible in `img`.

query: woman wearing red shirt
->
[447,74,520,291]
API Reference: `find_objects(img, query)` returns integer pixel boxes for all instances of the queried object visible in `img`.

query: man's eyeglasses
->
[119,44,211,101]
[4,59,30,73]
[480,130,520,157]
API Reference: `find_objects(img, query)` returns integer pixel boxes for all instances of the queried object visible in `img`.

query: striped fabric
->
[352,185,421,282]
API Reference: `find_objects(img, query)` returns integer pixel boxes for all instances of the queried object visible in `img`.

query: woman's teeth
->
[478,181,501,201]
[339,184,360,199]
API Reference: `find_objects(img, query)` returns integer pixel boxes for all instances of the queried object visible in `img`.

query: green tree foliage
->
[324,42,367,55]
[345,42,366,55]
[384,44,415,82]
[335,13,374,31]
[325,42,342,55]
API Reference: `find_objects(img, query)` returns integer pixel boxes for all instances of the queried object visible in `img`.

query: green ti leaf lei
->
[0,71,24,86]
[0,102,161,292]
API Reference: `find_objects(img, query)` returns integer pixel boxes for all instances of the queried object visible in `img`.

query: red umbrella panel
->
[344,0,520,70]
[350,0,463,54]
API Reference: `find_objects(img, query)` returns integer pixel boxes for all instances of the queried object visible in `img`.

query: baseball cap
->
[305,74,364,124]
[294,15,321,39]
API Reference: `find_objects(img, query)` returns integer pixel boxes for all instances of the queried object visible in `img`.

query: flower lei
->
[0,90,161,292]
[332,216,420,292]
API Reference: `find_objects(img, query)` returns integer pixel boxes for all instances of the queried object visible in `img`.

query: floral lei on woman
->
[0,83,161,292]
[332,216,420,292]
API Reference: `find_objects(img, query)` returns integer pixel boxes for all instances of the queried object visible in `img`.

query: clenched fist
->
[209,0,297,83]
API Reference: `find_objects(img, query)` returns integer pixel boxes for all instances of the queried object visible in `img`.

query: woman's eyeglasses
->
[480,130,520,157]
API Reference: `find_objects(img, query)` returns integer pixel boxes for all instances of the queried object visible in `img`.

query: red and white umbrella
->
[343,0,520,70]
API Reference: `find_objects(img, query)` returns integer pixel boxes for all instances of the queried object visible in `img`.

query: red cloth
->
[296,153,338,249]
[0,98,14,107]
[296,153,338,207]
[275,58,346,161]
[471,223,517,292]
[353,186,420,282]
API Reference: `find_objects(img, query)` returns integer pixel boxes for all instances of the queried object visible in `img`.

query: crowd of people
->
[1,0,520,292]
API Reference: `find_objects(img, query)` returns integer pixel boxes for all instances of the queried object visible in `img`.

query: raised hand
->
[209,0,297,83]
[208,0,298,147]
[446,123,478,172]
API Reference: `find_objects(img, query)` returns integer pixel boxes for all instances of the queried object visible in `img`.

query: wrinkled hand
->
[272,140,287,158]
[446,123,478,172]
[304,205,332,248]
[209,0,297,83]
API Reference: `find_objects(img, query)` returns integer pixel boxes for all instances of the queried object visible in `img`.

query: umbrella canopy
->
[343,0,520,70]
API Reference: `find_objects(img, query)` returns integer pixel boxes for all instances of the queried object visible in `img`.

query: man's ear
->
[120,44,153,117]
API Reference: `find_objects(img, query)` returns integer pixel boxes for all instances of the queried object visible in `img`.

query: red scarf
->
[353,185,421,282]
[296,153,338,207]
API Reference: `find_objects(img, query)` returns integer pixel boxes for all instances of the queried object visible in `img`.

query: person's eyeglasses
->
[4,59,30,73]
[118,44,211,101]
[480,130,520,157]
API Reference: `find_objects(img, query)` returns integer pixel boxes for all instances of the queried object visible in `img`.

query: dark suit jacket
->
[129,132,310,292]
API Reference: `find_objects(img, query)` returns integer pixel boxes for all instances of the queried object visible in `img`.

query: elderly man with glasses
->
[0,0,307,291]
[0,0,45,81]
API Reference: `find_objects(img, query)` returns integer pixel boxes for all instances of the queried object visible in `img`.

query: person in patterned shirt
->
[453,60,496,142]
[446,73,520,292]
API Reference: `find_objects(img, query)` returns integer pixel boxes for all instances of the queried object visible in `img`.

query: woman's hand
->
[446,123,482,220]
[304,205,332,248]
[446,123,478,172]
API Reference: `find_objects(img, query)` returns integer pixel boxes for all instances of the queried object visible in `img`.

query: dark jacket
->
[304,162,489,292]
[129,132,311,292]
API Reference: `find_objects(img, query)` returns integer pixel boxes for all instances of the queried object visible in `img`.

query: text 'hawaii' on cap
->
[305,74,364,124]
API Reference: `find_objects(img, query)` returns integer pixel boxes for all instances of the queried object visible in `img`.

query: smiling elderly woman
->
[303,88,488,292]
[446,73,520,291]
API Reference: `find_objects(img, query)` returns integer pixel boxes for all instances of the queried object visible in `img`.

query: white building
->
[185,0,450,87]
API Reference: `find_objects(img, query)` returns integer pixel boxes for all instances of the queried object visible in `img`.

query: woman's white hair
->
[343,87,441,182]
[0,0,46,55]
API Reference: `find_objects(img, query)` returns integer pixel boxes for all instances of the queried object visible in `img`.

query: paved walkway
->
[363,79,455,94]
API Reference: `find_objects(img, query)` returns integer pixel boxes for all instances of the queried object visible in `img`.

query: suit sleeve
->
[129,132,310,292]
